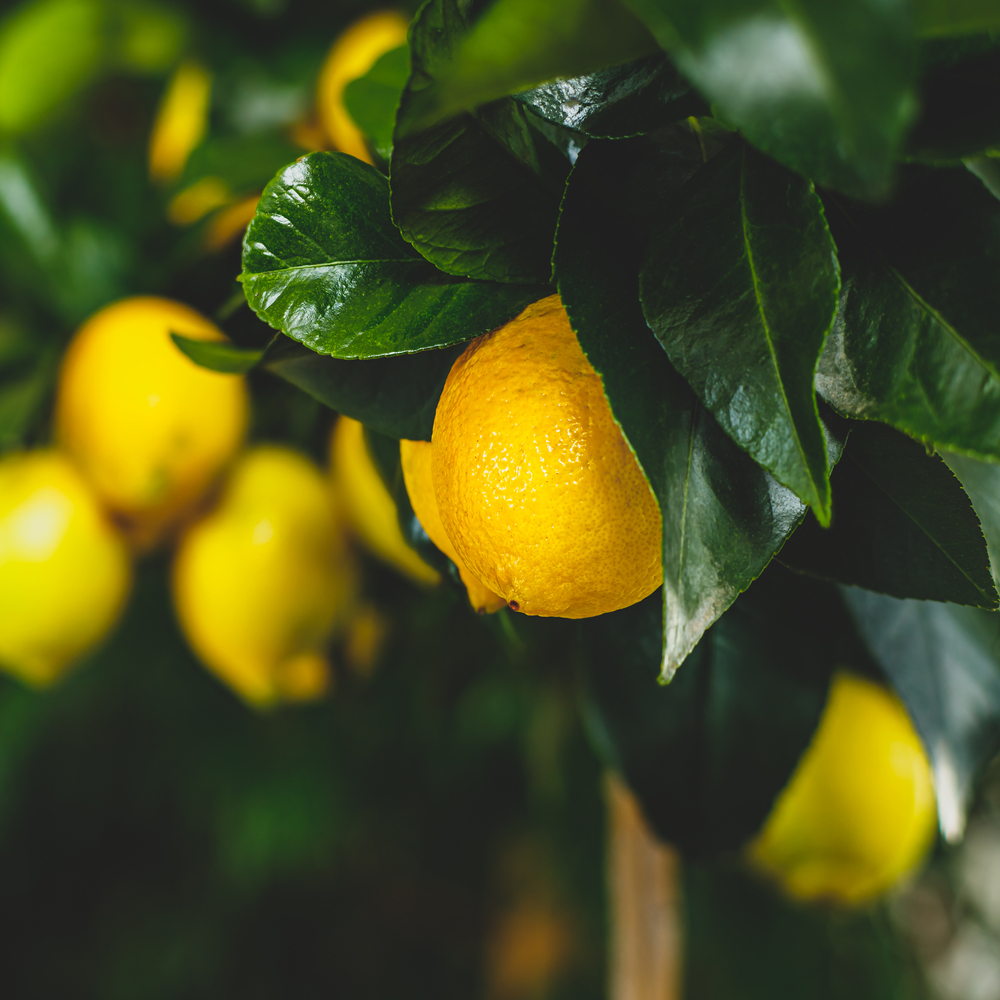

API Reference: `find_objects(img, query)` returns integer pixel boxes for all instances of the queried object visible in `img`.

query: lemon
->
[400,437,506,614]
[330,416,439,586]
[148,59,212,184]
[172,445,354,708]
[0,450,131,686]
[749,671,937,906]
[316,10,410,163]
[55,296,249,550]
[432,295,662,618]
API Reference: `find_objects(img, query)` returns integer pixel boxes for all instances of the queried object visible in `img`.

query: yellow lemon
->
[55,297,249,550]
[172,446,354,708]
[432,295,662,618]
[330,416,439,586]
[400,437,506,614]
[148,59,212,184]
[749,671,937,906]
[316,10,410,163]
[0,450,131,686]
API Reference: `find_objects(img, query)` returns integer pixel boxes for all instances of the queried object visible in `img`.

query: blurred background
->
[0,0,996,996]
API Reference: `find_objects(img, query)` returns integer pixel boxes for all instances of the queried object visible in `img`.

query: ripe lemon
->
[172,445,354,708]
[148,59,212,184]
[400,437,505,614]
[55,297,249,550]
[0,450,131,686]
[330,416,439,586]
[432,295,662,618]
[749,671,937,906]
[316,9,410,163]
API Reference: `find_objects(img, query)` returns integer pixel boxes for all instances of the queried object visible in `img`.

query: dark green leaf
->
[622,0,916,197]
[181,132,304,194]
[242,152,548,356]
[640,142,839,522]
[515,52,706,138]
[817,166,1000,460]
[906,46,1000,162]
[780,423,997,608]
[580,566,852,857]
[554,137,806,678]
[263,336,463,440]
[915,0,1000,36]
[343,45,410,162]
[397,0,658,134]
[170,333,266,375]
[843,589,1000,840]
[942,450,1000,585]
[390,96,565,283]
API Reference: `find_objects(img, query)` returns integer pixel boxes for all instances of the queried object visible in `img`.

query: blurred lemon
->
[0,450,131,686]
[330,416,439,586]
[55,296,249,550]
[400,437,505,614]
[316,9,409,163]
[749,671,937,906]
[149,59,211,184]
[173,445,354,708]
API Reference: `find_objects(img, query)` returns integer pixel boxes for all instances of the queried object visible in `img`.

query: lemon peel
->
[432,294,662,619]
[749,671,937,906]
[400,437,506,614]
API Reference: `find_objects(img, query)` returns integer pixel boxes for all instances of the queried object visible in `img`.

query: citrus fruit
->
[316,10,409,163]
[55,296,249,550]
[330,416,439,586]
[431,295,662,619]
[0,450,131,686]
[400,437,505,614]
[749,671,937,906]
[172,445,354,708]
[148,59,211,184]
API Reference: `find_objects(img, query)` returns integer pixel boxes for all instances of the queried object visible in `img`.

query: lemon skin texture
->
[330,416,439,586]
[317,10,410,163]
[749,671,937,906]
[0,450,131,687]
[400,438,506,615]
[56,297,249,550]
[432,295,662,619]
[173,446,354,708]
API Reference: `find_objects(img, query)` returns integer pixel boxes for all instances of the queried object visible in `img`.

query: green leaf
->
[780,423,998,608]
[817,166,1000,461]
[0,0,105,135]
[241,152,549,357]
[843,589,1000,841]
[343,45,410,162]
[514,52,706,138]
[554,137,806,678]
[181,132,304,194]
[906,46,1000,162]
[580,566,853,857]
[942,450,1000,586]
[398,0,658,135]
[640,142,839,522]
[263,336,463,440]
[915,0,1000,36]
[170,334,266,375]
[622,0,916,197]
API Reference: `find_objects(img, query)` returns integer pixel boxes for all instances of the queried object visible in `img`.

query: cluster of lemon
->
[0,296,436,707]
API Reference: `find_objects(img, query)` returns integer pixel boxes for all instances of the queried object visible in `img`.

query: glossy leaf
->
[554,137,805,679]
[641,142,839,522]
[515,52,706,138]
[906,46,1000,162]
[170,334,266,375]
[942,451,1000,586]
[622,0,916,197]
[842,588,1000,841]
[579,567,852,858]
[242,152,549,356]
[915,0,1000,35]
[343,45,409,162]
[397,0,658,134]
[780,423,997,608]
[817,167,1000,461]
[263,336,463,441]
